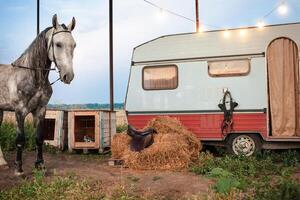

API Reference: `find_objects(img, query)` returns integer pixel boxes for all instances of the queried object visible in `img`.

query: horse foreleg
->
[33,107,46,169]
[15,111,26,176]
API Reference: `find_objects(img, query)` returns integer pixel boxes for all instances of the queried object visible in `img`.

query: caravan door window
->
[142,65,178,90]
[208,59,250,77]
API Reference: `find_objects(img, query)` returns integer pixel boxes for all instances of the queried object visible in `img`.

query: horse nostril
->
[63,75,67,82]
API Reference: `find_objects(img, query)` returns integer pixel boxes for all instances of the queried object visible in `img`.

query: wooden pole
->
[195,0,199,32]
[37,0,40,35]
[108,0,114,147]
[109,0,114,111]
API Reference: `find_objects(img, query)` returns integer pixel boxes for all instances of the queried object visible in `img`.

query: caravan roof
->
[132,22,300,65]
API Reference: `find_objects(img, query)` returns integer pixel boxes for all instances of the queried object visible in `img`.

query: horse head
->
[47,14,76,84]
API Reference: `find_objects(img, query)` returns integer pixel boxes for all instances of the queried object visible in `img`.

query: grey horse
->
[0,14,76,175]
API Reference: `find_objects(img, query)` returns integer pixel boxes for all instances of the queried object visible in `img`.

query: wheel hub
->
[232,135,255,156]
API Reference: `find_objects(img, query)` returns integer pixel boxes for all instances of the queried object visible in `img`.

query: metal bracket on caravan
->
[218,90,238,135]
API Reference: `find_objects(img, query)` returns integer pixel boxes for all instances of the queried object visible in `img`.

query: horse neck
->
[12,28,52,84]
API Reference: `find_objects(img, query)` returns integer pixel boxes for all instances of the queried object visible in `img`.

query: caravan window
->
[142,65,178,90]
[208,59,250,77]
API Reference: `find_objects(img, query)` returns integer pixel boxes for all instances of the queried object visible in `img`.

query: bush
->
[253,176,300,200]
[0,121,36,151]
[190,151,300,198]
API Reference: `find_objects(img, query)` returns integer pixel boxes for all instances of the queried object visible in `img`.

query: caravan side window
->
[208,59,250,77]
[142,65,178,90]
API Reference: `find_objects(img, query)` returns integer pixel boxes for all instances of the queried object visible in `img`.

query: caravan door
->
[267,37,300,137]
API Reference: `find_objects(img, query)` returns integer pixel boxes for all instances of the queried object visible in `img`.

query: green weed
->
[0,122,35,151]
[117,124,128,133]
[190,150,300,199]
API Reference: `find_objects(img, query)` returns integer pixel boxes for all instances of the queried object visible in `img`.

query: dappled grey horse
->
[0,14,76,175]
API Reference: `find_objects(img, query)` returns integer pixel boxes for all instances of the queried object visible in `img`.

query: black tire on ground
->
[226,134,262,156]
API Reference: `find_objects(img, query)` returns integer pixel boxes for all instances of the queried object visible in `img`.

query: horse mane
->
[12,27,53,84]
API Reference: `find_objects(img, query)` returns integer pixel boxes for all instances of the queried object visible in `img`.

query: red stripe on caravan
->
[127,113,268,140]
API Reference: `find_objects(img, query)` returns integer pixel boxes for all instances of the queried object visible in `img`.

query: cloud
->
[40,0,197,103]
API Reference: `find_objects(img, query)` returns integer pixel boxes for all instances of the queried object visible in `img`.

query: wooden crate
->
[68,110,116,153]
[44,110,67,150]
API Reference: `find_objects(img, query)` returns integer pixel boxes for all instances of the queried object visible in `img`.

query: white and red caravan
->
[125,23,300,155]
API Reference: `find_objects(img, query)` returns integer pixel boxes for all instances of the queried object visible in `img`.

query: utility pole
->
[108,0,114,146]
[195,0,199,32]
[37,0,40,35]
[109,0,114,111]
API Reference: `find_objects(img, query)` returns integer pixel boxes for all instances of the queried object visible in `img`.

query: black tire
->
[226,134,262,156]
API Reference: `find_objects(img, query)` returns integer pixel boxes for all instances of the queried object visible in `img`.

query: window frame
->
[142,65,179,91]
[208,59,251,77]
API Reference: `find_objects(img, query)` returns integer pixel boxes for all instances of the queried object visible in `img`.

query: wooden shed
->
[67,110,116,153]
[43,109,68,150]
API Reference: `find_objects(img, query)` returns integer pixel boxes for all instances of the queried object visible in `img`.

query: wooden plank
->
[108,159,124,167]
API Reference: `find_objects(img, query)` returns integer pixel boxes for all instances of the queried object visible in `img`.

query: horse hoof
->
[14,170,24,177]
[35,163,46,171]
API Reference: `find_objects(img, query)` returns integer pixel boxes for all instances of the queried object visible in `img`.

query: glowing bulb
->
[278,2,288,15]
[198,25,205,33]
[157,8,165,21]
[223,30,231,38]
[239,29,247,37]
[257,20,265,29]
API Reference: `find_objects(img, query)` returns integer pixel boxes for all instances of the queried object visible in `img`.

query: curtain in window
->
[267,38,300,136]
[143,66,177,90]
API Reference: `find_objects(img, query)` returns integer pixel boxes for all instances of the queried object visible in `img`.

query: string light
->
[256,20,265,29]
[142,0,290,32]
[278,2,288,15]
[239,29,247,37]
[157,8,165,21]
[142,0,222,29]
[223,30,231,38]
[198,25,206,33]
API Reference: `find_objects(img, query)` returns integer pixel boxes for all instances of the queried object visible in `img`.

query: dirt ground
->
[0,151,213,199]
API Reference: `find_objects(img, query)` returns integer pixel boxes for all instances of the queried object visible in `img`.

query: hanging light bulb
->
[257,20,265,29]
[223,30,231,38]
[278,2,288,15]
[157,8,165,21]
[198,25,205,33]
[239,29,247,37]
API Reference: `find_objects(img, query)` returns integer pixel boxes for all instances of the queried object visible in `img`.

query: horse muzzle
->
[61,71,74,84]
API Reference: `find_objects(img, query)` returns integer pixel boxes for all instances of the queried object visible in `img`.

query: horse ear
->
[52,14,59,29]
[67,17,76,31]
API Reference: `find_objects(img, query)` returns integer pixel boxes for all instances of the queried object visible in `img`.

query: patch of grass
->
[213,177,242,194]
[79,152,110,162]
[190,150,300,199]
[108,183,151,200]
[127,175,140,182]
[117,124,128,133]
[0,171,104,200]
[0,121,35,151]
[43,144,60,154]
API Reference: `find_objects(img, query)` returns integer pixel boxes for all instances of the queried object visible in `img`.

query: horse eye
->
[56,43,62,48]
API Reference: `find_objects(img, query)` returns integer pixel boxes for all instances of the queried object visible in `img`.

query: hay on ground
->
[111,116,201,170]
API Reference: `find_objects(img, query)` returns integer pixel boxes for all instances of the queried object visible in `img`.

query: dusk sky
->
[1,0,300,104]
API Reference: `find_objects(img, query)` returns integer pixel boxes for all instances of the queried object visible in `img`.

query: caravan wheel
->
[227,134,261,156]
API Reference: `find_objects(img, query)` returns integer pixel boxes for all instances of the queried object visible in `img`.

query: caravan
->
[125,23,300,155]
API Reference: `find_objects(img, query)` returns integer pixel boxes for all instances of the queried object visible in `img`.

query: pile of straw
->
[111,116,201,170]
